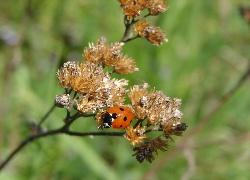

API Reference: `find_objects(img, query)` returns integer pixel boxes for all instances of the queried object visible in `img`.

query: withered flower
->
[134,19,168,45]
[128,83,183,129]
[128,83,150,119]
[117,0,168,19]
[148,0,169,15]
[136,0,150,9]
[124,124,148,146]
[104,42,124,66]
[70,62,105,94]
[124,4,141,19]
[56,58,129,113]
[76,75,128,113]
[133,136,170,163]
[133,143,155,163]
[83,37,138,74]
[56,61,104,94]
[83,36,108,65]
[164,122,188,137]
[118,0,141,19]
[95,109,106,129]
[54,94,71,110]
[113,55,138,74]
[150,136,169,154]
[133,19,150,37]
[56,61,78,89]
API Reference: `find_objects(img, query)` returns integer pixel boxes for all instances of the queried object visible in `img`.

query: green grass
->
[1,0,250,179]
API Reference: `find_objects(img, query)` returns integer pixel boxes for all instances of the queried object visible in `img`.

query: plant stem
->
[0,112,123,172]
[38,105,56,126]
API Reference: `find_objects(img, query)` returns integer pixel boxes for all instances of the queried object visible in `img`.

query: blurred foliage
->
[0,0,250,179]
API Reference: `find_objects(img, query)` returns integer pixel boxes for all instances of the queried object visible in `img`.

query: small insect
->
[176,123,188,131]
[102,106,134,129]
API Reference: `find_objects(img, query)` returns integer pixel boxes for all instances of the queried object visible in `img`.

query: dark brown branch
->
[120,17,138,43]
[0,124,125,171]
[0,111,119,172]
[122,35,140,43]
[0,128,61,171]
[65,130,124,136]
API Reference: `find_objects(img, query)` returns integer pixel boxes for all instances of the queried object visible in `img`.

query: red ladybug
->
[102,106,134,129]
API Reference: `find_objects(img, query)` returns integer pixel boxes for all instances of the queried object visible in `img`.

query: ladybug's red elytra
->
[102,106,134,129]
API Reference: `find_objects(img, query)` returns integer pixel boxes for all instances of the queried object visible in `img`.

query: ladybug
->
[102,106,134,129]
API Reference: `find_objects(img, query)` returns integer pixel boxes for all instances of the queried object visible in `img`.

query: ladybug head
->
[102,112,117,128]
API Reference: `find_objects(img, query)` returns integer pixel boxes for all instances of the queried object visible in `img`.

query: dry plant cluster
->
[0,0,188,170]
[55,0,187,163]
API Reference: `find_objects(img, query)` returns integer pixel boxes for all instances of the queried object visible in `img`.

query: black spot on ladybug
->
[119,107,125,111]
[123,116,127,121]
[111,113,117,119]
[120,125,122,127]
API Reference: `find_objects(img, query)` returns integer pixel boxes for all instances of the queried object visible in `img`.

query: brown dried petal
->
[83,36,108,64]
[148,0,169,15]
[114,56,138,74]
[124,124,148,146]
[56,61,78,89]
[134,20,168,45]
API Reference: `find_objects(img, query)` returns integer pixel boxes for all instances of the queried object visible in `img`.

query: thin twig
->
[65,130,124,137]
[0,111,119,172]
[120,17,138,43]
[38,105,56,126]
[0,128,61,171]
[122,35,140,43]
[0,125,125,171]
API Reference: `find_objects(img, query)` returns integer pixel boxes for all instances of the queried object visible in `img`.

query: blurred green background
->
[1,0,250,179]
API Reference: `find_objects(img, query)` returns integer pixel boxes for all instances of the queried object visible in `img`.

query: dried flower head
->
[134,19,168,45]
[56,61,105,94]
[76,75,129,113]
[95,109,106,129]
[133,143,155,163]
[56,61,78,89]
[83,37,138,74]
[71,63,105,94]
[126,83,187,163]
[128,83,183,128]
[133,136,169,163]
[124,124,148,146]
[148,0,169,15]
[113,55,138,74]
[56,57,129,113]
[150,136,169,154]
[82,36,108,65]
[127,83,150,119]
[164,122,188,137]
[54,94,71,110]
[117,0,168,19]
[118,0,141,19]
